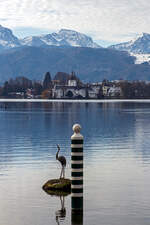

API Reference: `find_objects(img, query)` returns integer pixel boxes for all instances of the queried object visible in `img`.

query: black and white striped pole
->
[71,124,83,213]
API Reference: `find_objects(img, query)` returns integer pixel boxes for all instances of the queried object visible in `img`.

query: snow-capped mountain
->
[109,33,150,64]
[21,29,101,48]
[110,33,150,54]
[0,25,20,49]
[0,25,101,50]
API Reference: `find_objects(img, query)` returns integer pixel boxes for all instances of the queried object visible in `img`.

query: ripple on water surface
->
[0,102,150,225]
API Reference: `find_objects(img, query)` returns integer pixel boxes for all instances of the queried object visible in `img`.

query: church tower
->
[68,71,77,87]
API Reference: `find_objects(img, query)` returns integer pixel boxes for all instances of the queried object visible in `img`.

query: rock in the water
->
[42,178,71,195]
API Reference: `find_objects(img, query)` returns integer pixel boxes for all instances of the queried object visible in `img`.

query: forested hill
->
[0,45,150,83]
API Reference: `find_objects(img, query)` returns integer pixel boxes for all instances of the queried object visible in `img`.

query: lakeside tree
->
[118,80,150,98]
[43,72,52,90]
[2,73,150,99]
[2,81,11,96]
[1,77,32,97]
[41,89,52,99]
[32,81,43,95]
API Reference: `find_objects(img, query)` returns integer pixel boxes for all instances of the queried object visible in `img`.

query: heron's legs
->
[62,166,65,178]
[60,166,65,179]
[60,167,63,179]
[60,195,65,211]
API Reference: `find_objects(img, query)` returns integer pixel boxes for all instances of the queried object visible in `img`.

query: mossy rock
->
[43,189,70,196]
[42,178,71,195]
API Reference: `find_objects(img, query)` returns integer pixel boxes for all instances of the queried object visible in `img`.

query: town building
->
[51,72,122,99]
[52,72,103,99]
[52,79,86,99]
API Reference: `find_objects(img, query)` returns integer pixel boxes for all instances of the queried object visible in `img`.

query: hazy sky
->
[0,0,149,46]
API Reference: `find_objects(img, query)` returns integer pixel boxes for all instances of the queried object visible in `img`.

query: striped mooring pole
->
[71,124,83,212]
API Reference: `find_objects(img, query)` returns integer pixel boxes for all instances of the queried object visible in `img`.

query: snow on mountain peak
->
[21,29,101,48]
[0,25,101,50]
[0,25,20,47]
[110,32,150,54]
[0,25,20,48]
[109,32,150,64]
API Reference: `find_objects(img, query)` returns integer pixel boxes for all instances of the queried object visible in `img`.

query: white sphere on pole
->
[73,124,81,134]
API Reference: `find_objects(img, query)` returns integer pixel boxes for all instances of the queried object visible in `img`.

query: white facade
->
[108,86,122,96]
[52,85,86,98]
[68,79,77,87]
[88,85,100,98]
[102,85,110,96]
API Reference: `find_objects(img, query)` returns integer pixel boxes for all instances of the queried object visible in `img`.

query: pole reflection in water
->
[54,194,83,225]
[71,209,83,225]
[43,188,83,225]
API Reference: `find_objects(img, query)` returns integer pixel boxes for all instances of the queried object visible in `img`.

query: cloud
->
[0,0,150,43]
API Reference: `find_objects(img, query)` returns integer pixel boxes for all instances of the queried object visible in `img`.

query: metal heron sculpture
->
[56,144,66,179]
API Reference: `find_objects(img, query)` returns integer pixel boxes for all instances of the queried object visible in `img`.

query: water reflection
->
[71,210,83,225]
[43,185,84,225]
[1,101,150,165]
[0,101,150,165]
[55,195,66,225]
[0,101,150,225]
[43,188,69,225]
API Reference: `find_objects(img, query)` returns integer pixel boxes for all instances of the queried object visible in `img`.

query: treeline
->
[0,72,52,98]
[119,80,150,98]
[1,71,150,99]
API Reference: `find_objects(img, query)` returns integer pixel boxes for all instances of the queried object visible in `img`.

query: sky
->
[0,0,150,46]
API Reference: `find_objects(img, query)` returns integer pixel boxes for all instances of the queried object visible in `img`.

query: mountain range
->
[0,25,150,82]
[1,24,150,55]
[1,45,150,83]
[21,29,101,48]
[0,25,20,50]
[109,33,150,64]
[110,33,150,54]
[0,25,101,49]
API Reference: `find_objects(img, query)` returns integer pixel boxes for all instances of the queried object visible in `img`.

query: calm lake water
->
[0,101,150,225]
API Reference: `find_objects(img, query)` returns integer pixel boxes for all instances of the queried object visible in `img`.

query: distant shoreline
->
[1,99,150,103]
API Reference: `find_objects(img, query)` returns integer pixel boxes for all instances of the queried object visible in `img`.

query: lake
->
[0,101,150,225]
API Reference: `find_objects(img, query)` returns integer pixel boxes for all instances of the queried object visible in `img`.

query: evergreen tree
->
[2,81,11,96]
[43,72,52,89]
[32,81,43,95]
